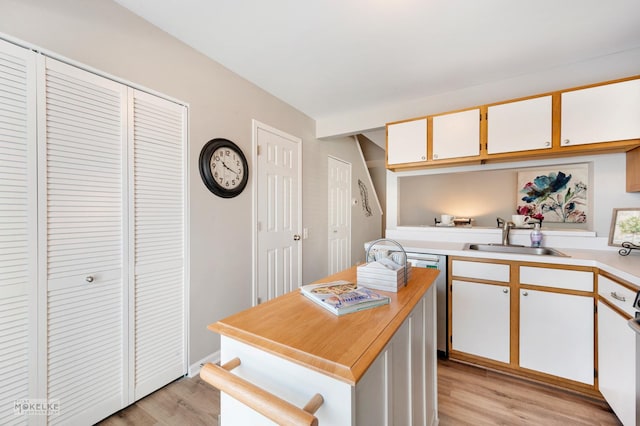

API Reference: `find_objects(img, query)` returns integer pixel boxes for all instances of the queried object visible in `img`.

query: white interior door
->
[38,56,128,425]
[129,89,187,401]
[327,156,351,275]
[0,39,37,425]
[254,121,301,304]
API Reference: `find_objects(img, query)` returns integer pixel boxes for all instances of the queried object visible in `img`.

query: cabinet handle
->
[544,141,550,147]
[421,156,426,160]
[201,358,323,426]
[610,291,626,302]
[85,276,94,283]
[563,139,570,145]
[433,154,438,159]
[522,291,528,296]
[502,288,509,294]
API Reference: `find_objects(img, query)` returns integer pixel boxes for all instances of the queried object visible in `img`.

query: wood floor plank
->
[100,358,622,425]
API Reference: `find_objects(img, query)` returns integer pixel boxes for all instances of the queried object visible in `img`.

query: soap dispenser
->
[530,223,542,248]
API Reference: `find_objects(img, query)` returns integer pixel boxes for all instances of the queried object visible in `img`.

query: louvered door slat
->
[42,57,126,425]
[0,39,35,426]
[132,90,186,400]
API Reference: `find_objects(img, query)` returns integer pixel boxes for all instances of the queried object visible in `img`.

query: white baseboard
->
[188,350,220,378]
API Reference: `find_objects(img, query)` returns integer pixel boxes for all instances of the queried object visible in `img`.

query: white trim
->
[353,135,383,216]
[0,32,189,109]
[188,351,221,378]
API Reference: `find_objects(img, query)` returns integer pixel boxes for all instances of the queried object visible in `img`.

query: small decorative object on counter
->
[619,241,640,256]
[530,222,543,247]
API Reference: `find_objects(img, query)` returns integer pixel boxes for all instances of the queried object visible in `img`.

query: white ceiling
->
[115,0,640,143]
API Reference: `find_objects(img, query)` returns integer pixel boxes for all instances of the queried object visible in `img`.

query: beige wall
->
[398,153,640,237]
[0,0,382,364]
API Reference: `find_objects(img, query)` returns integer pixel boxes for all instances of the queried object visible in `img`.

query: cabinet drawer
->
[598,275,636,318]
[452,260,509,282]
[520,266,593,292]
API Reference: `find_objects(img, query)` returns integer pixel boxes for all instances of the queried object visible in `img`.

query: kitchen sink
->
[464,243,569,257]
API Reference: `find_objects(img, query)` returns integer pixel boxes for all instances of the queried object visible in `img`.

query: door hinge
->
[594,368,598,379]
[257,144,261,156]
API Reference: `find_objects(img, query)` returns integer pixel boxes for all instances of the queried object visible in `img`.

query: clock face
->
[210,146,245,190]
[199,138,249,198]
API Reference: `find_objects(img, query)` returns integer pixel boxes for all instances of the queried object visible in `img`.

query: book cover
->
[300,280,390,316]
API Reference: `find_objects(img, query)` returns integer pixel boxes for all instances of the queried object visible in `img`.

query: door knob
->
[293,234,301,241]
[85,276,94,283]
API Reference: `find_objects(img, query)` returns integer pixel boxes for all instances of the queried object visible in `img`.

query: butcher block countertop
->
[209,266,439,385]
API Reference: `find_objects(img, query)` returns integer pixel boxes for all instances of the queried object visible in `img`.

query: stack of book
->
[300,280,390,316]
[356,259,411,292]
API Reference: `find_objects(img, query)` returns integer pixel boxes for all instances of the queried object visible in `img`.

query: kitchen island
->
[201,266,440,425]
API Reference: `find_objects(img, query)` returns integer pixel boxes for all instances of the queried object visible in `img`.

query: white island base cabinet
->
[217,285,437,426]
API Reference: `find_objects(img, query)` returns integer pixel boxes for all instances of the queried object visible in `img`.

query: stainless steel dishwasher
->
[405,252,448,357]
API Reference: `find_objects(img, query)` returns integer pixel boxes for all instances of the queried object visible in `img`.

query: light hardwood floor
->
[100,359,621,425]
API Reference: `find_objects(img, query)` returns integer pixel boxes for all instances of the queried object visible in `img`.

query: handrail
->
[200,358,324,426]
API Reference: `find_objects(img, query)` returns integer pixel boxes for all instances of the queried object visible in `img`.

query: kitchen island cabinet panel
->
[519,289,594,385]
[207,267,439,425]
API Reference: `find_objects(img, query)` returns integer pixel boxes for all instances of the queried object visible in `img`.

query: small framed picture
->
[608,208,640,246]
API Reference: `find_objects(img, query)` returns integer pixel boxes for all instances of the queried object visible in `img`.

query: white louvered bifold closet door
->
[130,89,186,400]
[38,57,127,426]
[0,40,36,426]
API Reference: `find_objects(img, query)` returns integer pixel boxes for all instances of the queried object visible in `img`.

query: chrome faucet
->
[496,217,515,246]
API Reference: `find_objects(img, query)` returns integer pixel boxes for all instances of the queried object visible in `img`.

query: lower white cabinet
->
[519,289,594,385]
[451,280,510,363]
[450,257,597,389]
[598,301,636,426]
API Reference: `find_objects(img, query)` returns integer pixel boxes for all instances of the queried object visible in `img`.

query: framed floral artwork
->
[516,164,589,223]
[609,208,640,246]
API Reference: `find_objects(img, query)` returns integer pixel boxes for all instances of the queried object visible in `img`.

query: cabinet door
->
[598,301,635,426]
[130,90,186,400]
[386,118,427,165]
[451,280,510,363]
[39,57,127,425]
[487,96,552,154]
[561,78,640,146]
[0,39,37,425]
[519,290,593,384]
[432,109,480,160]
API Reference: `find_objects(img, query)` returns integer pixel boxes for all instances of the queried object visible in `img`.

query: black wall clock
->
[199,138,249,198]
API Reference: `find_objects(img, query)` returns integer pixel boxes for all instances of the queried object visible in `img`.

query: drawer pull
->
[201,357,323,426]
[611,291,626,302]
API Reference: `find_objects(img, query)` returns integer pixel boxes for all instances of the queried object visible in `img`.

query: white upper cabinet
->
[386,118,427,165]
[561,78,640,146]
[432,108,480,160]
[487,96,552,154]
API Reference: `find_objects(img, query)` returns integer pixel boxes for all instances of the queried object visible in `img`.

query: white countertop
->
[370,237,640,289]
